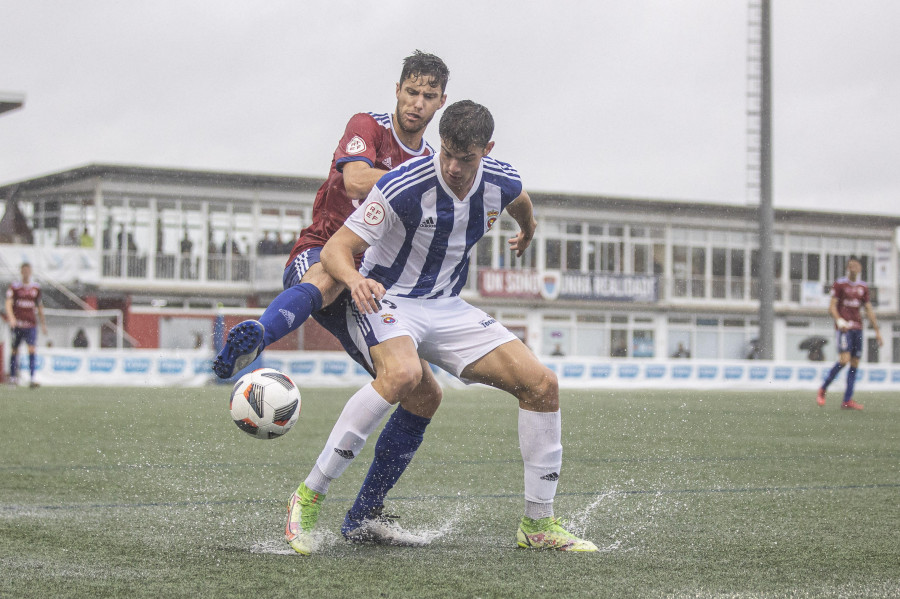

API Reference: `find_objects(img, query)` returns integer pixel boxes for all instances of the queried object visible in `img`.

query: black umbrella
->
[799,336,829,350]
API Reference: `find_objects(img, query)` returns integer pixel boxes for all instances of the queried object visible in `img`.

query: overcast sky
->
[2,1,899,216]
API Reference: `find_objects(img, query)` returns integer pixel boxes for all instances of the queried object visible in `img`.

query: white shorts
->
[347,295,518,382]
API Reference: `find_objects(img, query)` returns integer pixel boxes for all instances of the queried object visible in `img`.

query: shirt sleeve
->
[334,113,381,172]
[344,187,397,248]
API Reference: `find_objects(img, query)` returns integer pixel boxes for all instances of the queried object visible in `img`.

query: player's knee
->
[376,361,424,399]
[519,367,558,412]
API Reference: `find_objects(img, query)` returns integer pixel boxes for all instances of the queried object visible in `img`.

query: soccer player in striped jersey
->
[816,256,883,410]
[213,50,448,380]
[284,100,597,553]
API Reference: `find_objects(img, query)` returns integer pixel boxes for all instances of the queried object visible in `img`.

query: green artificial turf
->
[1,386,897,598]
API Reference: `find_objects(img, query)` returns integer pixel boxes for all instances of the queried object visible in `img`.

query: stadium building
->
[1,164,899,385]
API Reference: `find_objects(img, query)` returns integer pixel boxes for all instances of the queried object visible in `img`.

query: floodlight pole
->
[757,0,775,360]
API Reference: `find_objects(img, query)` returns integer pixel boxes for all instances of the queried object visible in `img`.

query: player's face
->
[394,75,446,136]
[20,264,31,281]
[439,141,494,198]
[847,259,861,279]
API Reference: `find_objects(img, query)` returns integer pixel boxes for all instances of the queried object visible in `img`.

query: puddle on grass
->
[248,500,475,554]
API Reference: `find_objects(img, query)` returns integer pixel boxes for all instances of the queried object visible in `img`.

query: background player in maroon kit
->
[4,262,48,388]
[816,256,883,410]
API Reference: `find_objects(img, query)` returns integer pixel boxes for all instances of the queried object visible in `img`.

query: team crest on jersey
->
[346,136,367,155]
[486,210,499,230]
[364,202,385,225]
[381,313,397,325]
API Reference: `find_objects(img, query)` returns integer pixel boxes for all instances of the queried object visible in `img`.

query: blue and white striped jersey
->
[344,153,523,299]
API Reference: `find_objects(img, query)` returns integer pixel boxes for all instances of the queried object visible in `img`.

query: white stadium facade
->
[1,163,899,388]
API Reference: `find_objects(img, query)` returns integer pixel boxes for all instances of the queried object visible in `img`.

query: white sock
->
[519,408,562,509]
[311,382,393,483]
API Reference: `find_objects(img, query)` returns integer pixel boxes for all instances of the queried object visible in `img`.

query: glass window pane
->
[668,330,692,358]
[712,248,727,276]
[632,330,654,358]
[545,239,561,269]
[565,240,582,271]
[695,330,718,359]
[807,254,820,280]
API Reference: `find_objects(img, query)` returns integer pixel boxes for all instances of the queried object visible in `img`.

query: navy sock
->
[821,362,844,391]
[9,354,18,379]
[843,366,857,402]
[348,405,431,519]
[258,282,322,347]
[29,353,36,378]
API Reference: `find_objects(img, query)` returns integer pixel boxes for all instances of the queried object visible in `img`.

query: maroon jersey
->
[288,112,434,264]
[831,277,869,330]
[6,280,42,328]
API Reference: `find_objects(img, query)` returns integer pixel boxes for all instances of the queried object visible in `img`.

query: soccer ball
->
[229,368,301,439]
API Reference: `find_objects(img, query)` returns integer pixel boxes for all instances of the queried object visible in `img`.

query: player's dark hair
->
[848,255,860,263]
[439,100,494,150]
[400,50,449,92]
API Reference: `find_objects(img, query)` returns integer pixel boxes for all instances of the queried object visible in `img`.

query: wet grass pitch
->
[1,385,897,598]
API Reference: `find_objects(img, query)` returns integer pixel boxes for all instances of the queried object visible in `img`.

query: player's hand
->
[507,229,534,257]
[835,318,850,331]
[875,330,884,347]
[349,277,386,314]
[7,317,16,328]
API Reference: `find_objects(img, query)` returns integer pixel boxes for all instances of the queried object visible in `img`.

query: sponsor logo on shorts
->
[479,317,496,328]
[381,313,397,325]
[364,202,385,225]
[345,136,366,155]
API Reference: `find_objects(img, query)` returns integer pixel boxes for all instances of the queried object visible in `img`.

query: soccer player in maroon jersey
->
[816,256,883,410]
[213,50,448,379]
[4,262,48,388]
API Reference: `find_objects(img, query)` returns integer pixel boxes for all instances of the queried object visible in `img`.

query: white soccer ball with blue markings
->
[229,368,301,439]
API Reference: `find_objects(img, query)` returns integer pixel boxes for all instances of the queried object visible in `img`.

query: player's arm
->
[828,296,848,331]
[504,190,537,257]
[863,300,883,346]
[4,295,15,328]
[320,226,384,314]
[342,161,387,200]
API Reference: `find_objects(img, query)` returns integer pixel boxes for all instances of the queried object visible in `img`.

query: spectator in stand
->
[73,328,89,348]
[80,227,94,248]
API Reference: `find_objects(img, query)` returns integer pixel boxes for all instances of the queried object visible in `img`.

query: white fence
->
[4,348,900,392]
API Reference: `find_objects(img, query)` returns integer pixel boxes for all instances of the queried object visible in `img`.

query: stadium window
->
[477,235,494,267]
[565,240,582,271]
[545,239,562,269]
[632,330,655,358]
[672,245,688,297]
[653,244,665,274]
[633,244,649,274]
[691,247,706,298]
